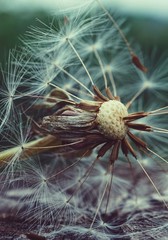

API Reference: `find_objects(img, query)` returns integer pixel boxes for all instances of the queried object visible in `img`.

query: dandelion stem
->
[107,69,117,96]
[24,140,84,150]
[147,147,168,164]
[90,175,110,229]
[66,38,94,85]
[48,150,89,180]
[150,106,168,113]
[96,0,148,72]
[0,135,58,164]
[48,82,83,101]
[53,63,94,96]
[152,127,168,133]
[96,0,132,54]
[149,112,168,116]
[126,86,146,109]
[66,157,98,203]
[104,164,114,214]
[93,48,108,89]
[137,159,168,209]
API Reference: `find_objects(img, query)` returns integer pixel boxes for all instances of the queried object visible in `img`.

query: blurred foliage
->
[0,10,168,66]
[0,11,51,65]
[129,16,168,51]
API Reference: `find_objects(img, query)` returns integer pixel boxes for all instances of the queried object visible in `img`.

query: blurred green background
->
[0,1,168,66]
[0,11,49,65]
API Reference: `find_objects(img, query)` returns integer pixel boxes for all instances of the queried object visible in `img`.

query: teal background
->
[0,9,168,65]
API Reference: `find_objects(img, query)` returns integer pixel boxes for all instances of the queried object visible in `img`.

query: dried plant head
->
[0,0,167,237]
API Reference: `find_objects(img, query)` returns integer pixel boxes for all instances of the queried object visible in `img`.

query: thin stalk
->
[107,69,117,96]
[90,177,109,229]
[94,48,108,89]
[0,135,58,164]
[126,86,146,109]
[96,0,132,54]
[54,63,94,96]
[137,159,168,209]
[48,82,83,101]
[67,38,94,85]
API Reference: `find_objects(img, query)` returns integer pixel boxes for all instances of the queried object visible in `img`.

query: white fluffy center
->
[96,100,128,140]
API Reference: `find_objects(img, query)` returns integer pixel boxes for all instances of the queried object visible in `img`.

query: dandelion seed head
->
[96,100,128,140]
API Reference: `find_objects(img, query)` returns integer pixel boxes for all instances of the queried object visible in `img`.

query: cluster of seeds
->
[96,100,128,140]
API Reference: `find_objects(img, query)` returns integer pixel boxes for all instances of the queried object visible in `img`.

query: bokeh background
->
[0,0,168,67]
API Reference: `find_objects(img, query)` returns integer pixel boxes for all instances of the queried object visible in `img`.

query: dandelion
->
[0,0,167,238]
